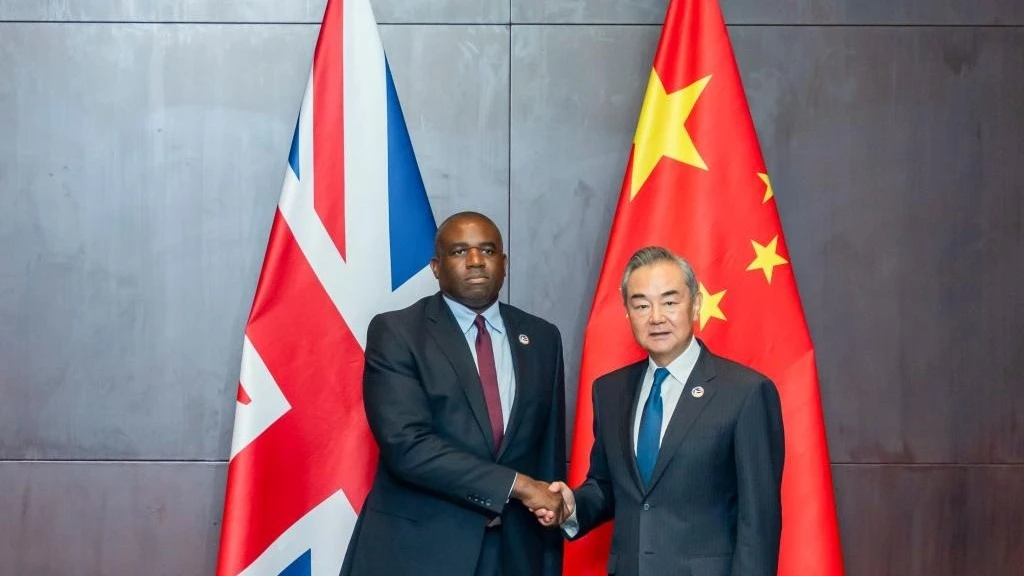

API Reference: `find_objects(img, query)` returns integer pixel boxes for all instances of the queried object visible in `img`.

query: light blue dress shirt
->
[442,296,517,430]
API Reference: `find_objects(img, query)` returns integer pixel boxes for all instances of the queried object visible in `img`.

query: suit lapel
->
[496,304,529,460]
[424,293,496,455]
[645,346,718,493]
[620,361,648,493]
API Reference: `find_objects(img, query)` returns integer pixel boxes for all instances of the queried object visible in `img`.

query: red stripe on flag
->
[236,383,251,405]
[216,211,376,575]
[313,0,346,259]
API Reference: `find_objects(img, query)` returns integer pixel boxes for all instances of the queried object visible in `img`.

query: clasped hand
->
[514,476,575,527]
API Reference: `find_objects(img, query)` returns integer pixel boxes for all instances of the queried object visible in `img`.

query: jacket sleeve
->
[569,378,616,539]
[730,378,785,576]
[362,314,517,516]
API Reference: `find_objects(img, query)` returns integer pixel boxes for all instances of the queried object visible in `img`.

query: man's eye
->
[665,301,678,307]
[451,248,466,256]
[482,248,495,255]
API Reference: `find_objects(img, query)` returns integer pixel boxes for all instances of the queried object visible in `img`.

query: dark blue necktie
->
[636,367,669,487]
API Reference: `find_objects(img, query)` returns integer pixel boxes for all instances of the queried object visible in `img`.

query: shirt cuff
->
[506,472,517,503]
[561,508,580,538]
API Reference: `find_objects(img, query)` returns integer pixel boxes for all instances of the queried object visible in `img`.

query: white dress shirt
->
[632,336,701,452]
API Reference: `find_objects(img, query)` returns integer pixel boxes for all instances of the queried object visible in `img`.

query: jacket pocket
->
[364,501,420,523]
[363,490,426,523]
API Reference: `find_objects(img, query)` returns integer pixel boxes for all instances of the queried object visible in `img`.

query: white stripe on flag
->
[230,336,291,459]
[237,490,356,576]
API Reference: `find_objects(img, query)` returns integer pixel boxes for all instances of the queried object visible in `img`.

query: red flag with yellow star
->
[565,1,844,575]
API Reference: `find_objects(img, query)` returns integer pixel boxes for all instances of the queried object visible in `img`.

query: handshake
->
[512,475,576,528]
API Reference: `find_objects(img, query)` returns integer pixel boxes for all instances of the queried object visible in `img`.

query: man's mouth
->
[466,276,489,285]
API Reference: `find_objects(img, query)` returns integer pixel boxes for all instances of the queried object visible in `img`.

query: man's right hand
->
[512,475,564,517]
[534,481,574,527]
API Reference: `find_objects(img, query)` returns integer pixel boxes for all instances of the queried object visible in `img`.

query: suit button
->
[643,503,650,510]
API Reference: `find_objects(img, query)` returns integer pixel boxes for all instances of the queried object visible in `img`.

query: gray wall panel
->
[730,26,1024,464]
[0,0,325,22]
[0,22,511,459]
[380,24,511,247]
[512,0,1024,25]
[0,461,225,576]
[376,0,508,25]
[509,25,659,435]
[0,0,510,24]
[512,0,667,25]
[0,23,314,460]
[833,465,1024,575]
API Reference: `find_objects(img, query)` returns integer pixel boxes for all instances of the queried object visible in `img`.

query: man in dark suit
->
[341,212,566,576]
[538,246,785,576]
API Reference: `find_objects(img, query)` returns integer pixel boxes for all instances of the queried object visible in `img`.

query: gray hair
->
[620,246,699,305]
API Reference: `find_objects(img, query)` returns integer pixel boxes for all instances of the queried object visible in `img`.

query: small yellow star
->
[697,283,727,330]
[746,235,788,284]
[758,172,773,203]
[629,70,711,199]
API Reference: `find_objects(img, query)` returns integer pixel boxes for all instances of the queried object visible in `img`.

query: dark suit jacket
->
[341,292,565,576]
[571,342,784,576]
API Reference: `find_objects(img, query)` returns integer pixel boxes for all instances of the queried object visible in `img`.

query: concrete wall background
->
[2,1,1022,574]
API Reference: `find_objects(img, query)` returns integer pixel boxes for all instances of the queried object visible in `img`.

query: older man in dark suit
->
[341,212,566,576]
[539,246,785,576]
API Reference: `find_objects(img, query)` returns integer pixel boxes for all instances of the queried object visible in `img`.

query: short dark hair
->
[434,211,501,256]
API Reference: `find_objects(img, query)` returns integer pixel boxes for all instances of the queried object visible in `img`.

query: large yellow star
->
[629,71,711,199]
[758,172,773,203]
[746,235,789,284]
[697,282,727,330]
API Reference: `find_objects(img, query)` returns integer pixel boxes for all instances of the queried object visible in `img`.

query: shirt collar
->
[442,295,505,335]
[647,337,701,383]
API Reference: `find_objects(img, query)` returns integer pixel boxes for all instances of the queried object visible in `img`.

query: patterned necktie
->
[636,367,669,487]
[474,315,504,452]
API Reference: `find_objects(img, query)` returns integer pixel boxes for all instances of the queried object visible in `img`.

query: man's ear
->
[429,257,440,279]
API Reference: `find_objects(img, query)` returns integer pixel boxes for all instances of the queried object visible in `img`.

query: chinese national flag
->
[564,1,845,575]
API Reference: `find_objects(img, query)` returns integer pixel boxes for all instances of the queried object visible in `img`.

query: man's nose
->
[649,305,666,323]
[466,248,484,266]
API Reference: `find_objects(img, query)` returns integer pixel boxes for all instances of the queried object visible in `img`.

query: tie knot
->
[652,367,670,390]
[474,314,488,332]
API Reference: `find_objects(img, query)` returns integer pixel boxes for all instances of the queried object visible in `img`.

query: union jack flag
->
[216,1,438,574]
